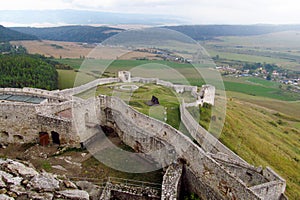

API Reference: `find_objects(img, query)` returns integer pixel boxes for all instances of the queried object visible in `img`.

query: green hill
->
[0,25,38,42]
[11,26,123,43]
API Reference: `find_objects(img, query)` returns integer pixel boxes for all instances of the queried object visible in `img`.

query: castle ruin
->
[0,71,287,200]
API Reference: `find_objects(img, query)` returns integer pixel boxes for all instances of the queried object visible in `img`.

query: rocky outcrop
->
[0,158,94,199]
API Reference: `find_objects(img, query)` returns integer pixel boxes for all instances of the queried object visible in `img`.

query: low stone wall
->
[100,181,160,200]
[55,78,119,97]
[210,153,268,187]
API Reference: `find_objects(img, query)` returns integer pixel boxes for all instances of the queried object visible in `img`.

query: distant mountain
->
[0,25,38,42]
[11,26,124,43]
[164,25,300,40]
[0,10,182,26]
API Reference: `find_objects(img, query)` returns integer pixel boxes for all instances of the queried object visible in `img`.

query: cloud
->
[1,0,300,24]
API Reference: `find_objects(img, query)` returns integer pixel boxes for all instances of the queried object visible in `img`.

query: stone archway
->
[39,132,49,146]
[51,131,60,145]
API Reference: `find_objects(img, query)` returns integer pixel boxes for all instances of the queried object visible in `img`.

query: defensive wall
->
[0,71,287,199]
[99,95,286,200]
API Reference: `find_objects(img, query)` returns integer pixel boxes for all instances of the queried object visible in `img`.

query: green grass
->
[57,69,97,89]
[95,83,185,129]
[220,99,300,199]
[187,103,212,130]
[223,77,300,101]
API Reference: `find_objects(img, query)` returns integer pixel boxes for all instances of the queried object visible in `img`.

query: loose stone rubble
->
[0,158,95,200]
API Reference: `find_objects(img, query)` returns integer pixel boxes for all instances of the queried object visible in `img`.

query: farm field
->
[202,31,300,71]
[11,40,95,58]
[222,76,300,101]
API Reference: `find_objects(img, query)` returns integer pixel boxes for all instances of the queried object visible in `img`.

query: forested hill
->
[0,55,58,90]
[11,26,124,43]
[164,25,300,40]
[0,25,38,42]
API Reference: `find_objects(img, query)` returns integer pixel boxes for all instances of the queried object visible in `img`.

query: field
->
[202,31,300,71]
[223,76,299,101]
[11,40,95,58]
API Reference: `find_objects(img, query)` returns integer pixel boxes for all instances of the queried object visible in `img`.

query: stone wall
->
[54,78,119,97]
[100,181,160,200]
[0,103,40,144]
[180,103,246,163]
[0,87,69,102]
[99,96,285,200]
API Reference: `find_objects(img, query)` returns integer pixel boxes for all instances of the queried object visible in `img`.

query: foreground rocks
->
[0,158,99,199]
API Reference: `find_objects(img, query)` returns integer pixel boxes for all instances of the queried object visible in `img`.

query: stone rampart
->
[180,102,246,163]
[54,78,119,97]
[100,96,285,200]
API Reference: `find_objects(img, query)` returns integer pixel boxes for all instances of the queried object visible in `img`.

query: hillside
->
[165,25,300,40]
[10,24,300,44]
[0,54,58,90]
[221,96,300,199]
[11,26,124,43]
[0,25,37,42]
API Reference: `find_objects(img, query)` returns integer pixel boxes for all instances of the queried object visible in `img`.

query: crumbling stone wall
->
[0,103,40,144]
[180,103,247,163]
[54,78,119,97]
[100,95,286,200]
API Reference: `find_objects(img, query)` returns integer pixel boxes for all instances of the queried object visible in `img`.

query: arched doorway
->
[39,132,49,146]
[51,131,60,145]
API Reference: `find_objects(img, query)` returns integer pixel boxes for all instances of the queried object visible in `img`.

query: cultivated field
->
[11,40,160,60]
[202,31,300,71]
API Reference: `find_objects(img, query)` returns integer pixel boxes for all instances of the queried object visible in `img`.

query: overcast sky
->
[1,0,300,24]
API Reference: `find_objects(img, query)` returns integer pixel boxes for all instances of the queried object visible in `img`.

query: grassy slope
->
[221,98,300,199]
